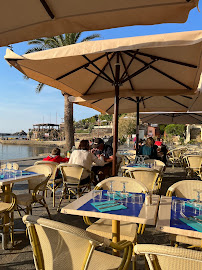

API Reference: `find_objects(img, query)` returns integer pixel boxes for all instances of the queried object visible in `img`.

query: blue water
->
[0,144,53,161]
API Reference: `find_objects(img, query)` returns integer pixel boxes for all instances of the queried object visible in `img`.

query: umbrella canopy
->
[139,112,202,124]
[5,30,202,176]
[5,30,202,98]
[69,94,199,114]
[0,0,199,47]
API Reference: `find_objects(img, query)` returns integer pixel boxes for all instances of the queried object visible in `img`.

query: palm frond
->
[74,32,82,43]
[36,82,45,93]
[81,34,100,42]
[57,34,66,46]
[44,37,60,48]
[28,38,46,45]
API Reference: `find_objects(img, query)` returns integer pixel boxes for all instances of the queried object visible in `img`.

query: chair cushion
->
[16,194,43,206]
[87,218,137,243]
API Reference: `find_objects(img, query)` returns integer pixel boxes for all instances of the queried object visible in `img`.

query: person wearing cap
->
[91,138,113,185]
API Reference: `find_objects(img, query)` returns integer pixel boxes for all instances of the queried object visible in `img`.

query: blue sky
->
[0,4,201,133]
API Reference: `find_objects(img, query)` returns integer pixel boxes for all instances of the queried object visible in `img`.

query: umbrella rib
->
[134,54,192,90]
[119,52,135,91]
[164,96,188,108]
[135,51,197,68]
[92,99,103,104]
[83,52,116,95]
[56,54,107,81]
[141,96,153,101]
[187,114,202,122]
[123,97,137,103]
[120,50,139,81]
[84,66,112,83]
[106,53,115,81]
[180,95,193,99]
[40,0,55,19]
[121,59,157,84]
[82,55,114,83]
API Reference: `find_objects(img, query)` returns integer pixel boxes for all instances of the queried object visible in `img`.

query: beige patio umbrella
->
[139,112,202,124]
[0,0,199,47]
[69,94,199,114]
[5,30,202,175]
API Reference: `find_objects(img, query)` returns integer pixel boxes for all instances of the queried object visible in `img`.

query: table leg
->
[3,184,11,249]
[112,220,120,255]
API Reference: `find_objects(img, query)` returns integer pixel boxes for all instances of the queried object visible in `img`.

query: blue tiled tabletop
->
[78,190,145,217]
[0,171,36,180]
[170,197,202,233]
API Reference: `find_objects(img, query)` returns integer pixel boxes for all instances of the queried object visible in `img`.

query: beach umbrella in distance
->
[5,30,202,175]
[0,0,200,47]
[139,112,202,124]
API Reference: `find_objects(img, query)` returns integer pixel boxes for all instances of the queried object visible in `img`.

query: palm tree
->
[25,33,100,150]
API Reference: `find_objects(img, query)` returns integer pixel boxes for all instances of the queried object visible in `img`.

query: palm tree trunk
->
[63,93,74,150]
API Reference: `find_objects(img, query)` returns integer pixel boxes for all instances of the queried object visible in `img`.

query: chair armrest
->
[32,176,51,201]
[0,192,16,212]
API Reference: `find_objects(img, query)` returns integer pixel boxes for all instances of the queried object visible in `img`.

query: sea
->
[0,143,53,161]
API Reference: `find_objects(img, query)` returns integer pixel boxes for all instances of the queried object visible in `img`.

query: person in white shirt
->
[69,140,104,185]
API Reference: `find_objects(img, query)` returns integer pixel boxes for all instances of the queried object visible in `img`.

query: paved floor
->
[0,160,194,270]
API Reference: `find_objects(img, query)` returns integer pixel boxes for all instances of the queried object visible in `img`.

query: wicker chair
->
[34,161,62,207]
[144,159,165,189]
[23,215,132,270]
[134,244,202,270]
[167,148,183,168]
[14,165,52,219]
[57,164,92,212]
[166,180,202,248]
[183,155,202,179]
[1,163,19,170]
[0,192,16,249]
[127,168,160,193]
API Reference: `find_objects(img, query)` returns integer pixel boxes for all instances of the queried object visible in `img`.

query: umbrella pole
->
[112,60,120,176]
[136,97,140,152]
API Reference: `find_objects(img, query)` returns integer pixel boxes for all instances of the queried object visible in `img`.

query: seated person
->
[155,137,162,147]
[43,147,69,163]
[91,138,113,185]
[138,137,157,159]
[69,140,104,185]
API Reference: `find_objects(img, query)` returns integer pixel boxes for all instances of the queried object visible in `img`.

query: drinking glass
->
[193,189,202,203]
[0,169,4,179]
[131,194,143,204]
[107,190,115,201]
[92,190,103,202]
[172,199,185,212]
[109,180,114,193]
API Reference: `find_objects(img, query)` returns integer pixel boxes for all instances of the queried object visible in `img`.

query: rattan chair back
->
[185,155,202,169]
[23,215,131,270]
[166,180,202,199]
[24,165,52,191]
[134,244,202,270]
[128,169,160,192]
[1,162,19,170]
[59,164,84,185]
[96,176,148,193]
[34,161,59,180]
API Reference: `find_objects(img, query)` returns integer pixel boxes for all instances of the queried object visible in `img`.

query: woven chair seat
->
[170,234,202,247]
[48,178,63,185]
[0,202,10,213]
[16,193,43,206]
[87,218,137,243]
